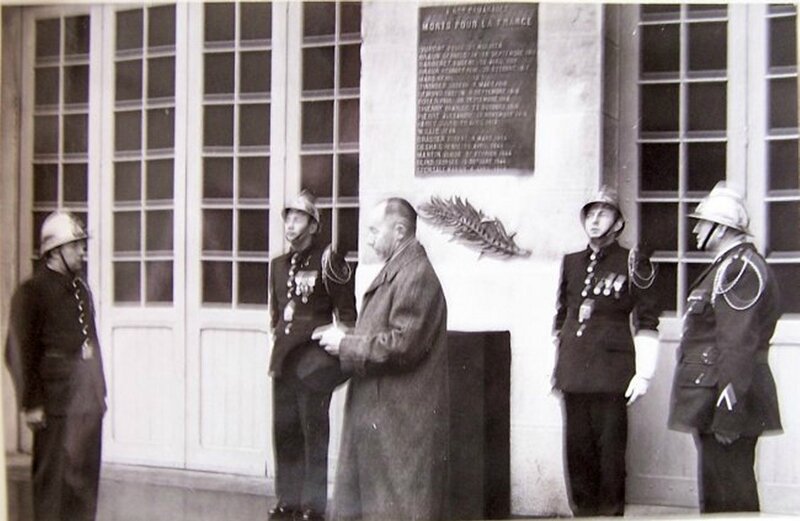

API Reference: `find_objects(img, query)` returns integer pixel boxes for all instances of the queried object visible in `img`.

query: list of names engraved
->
[416,3,538,175]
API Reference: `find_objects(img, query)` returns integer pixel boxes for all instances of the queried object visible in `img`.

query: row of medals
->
[576,251,626,337]
[283,252,311,335]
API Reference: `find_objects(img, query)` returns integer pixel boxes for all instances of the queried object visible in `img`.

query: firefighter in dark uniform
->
[668,182,782,513]
[268,191,357,521]
[5,211,107,521]
[552,187,660,516]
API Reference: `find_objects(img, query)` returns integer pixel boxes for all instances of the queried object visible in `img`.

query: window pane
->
[115,110,142,151]
[33,211,49,254]
[117,10,143,51]
[304,3,335,37]
[116,60,143,102]
[317,208,332,248]
[768,202,800,252]
[640,143,678,192]
[35,115,58,155]
[687,142,726,192]
[688,82,726,132]
[303,47,335,92]
[147,159,174,201]
[769,78,798,130]
[651,261,677,313]
[339,99,359,144]
[203,261,232,303]
[241,3,272,41]
[641,24,679,75]
[204,105,234,147]
[203,158,233,199]
[64,15,90,56]
[770,15,797,69]
[240,103,270,147]
[238,262,268,305]
[238,210,268,253]
[337,208,359,254]
[768,139,799,191]
[204,3,235,42]
[148,57,175,99]
[203,209,233,252]
[688,4,727,17]
[340,44,361,89]
[688,22,726,73]
[205,53,235,95]
[36,67,59,106]
[641,84,679,133]
[301,155,333,198]
[302,101,334,144]
[146,261,173,303]
[36,19,60,58]
[114,211,141,253]
[341,2,361,34]
[685,262,711,290]
[640,203,678,252]
[771,264,800,313]
[63,114,88,154]
[239,157,269,200]
[146,210,173,251]
[114,262,141,302]
[115,161,141,202]
[63,163,88,203]
[241,51,271,94]
[148,5,175,48]
[64,65,90,105]
[339,154,359,197]
[147,108,174,150]
[34,164,58,203]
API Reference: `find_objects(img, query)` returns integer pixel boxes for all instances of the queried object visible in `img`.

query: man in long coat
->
[5,211,107,521]
[668,183,782,512]
[314,197,449,521]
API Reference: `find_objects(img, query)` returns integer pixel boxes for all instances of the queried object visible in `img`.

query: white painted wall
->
[359,2,605,515]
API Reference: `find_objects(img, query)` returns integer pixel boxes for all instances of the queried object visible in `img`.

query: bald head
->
[367,198,417,261]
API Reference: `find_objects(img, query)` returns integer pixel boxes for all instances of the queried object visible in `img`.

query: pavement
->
[5,453,702,521]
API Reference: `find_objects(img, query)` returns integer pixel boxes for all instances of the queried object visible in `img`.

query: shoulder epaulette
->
[712,247,765,310]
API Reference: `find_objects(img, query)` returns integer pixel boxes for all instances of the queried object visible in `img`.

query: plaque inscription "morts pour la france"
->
[416,3,538,176]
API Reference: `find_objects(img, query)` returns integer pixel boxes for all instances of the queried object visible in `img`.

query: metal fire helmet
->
[39,211,88,256]
[282,190,320,225]
[689,182,751,234]
[580,185,625,231]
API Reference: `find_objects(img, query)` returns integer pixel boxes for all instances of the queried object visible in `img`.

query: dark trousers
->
[563,393,628,517]
[32,413,103,521]
[695,433,760,513]
[273,370,333,514]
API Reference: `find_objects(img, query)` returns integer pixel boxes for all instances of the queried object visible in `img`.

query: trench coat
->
[332,239,449,521]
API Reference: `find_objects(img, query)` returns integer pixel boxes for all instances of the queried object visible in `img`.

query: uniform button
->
[695,373,704,385]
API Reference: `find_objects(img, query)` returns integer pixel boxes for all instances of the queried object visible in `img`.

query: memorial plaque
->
[416,3,538,176]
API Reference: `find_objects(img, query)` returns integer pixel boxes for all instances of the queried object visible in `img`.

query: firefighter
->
[668,182,782,513]
[552,186,660,516]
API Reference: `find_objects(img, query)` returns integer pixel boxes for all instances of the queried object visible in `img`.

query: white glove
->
[625,332,659,405]
[24,406,46,431]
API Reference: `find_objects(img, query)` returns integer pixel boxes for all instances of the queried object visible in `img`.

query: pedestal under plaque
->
[416,3,538,176]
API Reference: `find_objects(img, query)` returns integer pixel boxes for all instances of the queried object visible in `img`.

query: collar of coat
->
[363,239,426,296]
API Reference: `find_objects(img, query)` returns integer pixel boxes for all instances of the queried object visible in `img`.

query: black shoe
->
[269,505,298,521]
[301,509,325,521]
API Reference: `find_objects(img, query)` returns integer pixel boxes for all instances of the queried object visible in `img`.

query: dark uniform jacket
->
[5,268,107,416]
[669,242,782,437]
[553,241,660,393]
[268,240,357,377]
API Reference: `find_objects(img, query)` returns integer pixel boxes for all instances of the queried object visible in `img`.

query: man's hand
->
[624,374,650,406]
[312,323,346,356]
[24,407,46,431]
